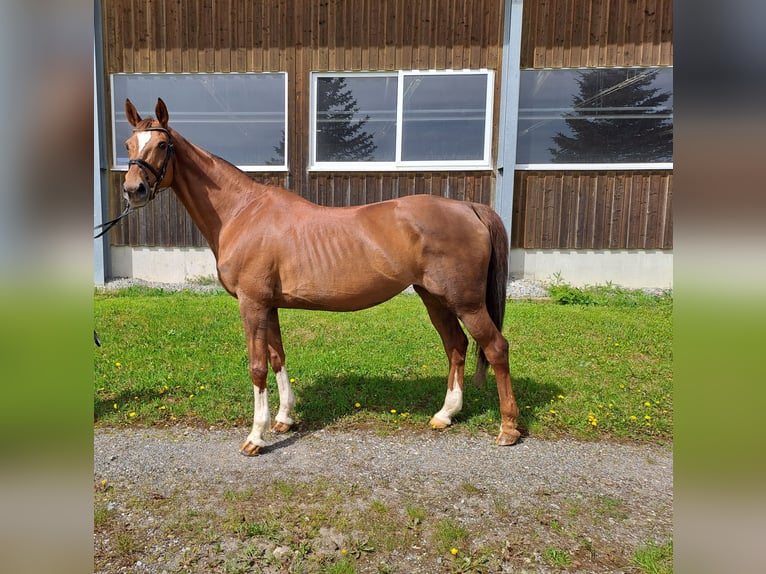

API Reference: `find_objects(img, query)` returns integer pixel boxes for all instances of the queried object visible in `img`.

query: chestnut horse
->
[122,98,520,455]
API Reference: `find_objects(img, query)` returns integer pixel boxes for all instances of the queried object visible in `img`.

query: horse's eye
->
[158,141,167,150]
[125,142,129,151]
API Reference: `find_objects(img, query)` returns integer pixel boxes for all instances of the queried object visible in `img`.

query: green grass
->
[633,540,673,574]
[94,287,671,442]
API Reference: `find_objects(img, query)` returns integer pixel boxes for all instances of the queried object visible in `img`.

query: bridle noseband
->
[95,126,175,239]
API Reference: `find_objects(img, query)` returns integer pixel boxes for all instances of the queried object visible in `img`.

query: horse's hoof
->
[239,440,263,456]
[271,421,291,433]
[495,428,521,446]
[429,416,450,430]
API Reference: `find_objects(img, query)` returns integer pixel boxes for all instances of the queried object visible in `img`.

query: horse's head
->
[123,98,175,208]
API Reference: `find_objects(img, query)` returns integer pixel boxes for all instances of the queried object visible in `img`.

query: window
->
[516,67,673,169]
[310,70,494,170]
[111,73,287,170]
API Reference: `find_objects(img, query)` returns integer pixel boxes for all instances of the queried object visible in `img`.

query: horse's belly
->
[277,261,414,311]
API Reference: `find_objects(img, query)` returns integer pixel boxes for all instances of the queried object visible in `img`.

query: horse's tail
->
[471,204,509,385]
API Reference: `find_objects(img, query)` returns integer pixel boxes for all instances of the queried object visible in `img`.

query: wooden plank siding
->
[101,0,672,251]
[512,171,672,249]
[520,0,673,68]
[102,0,504,247]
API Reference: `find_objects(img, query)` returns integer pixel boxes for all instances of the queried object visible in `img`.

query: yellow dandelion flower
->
[629,415,637,420]
[355,402,361,408]
[158,405,166,410]
[390,409,397,414]
[113,403,118,409]
[644,415,651,420]
[115,362,121,367]
[644,401,652,407]
[199,385,205,390]
[189,394,195,399]
[129,412,136,417]
[341,548,347,555]
[290,378,295,383]
[557,394,565,399]
[451,548,459,555]
[549,409,557,415]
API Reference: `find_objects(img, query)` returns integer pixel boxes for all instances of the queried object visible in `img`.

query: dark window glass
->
[112,73,287,168]
[516,68,673,164]
[315,76,397,162]
[401,74,488,161]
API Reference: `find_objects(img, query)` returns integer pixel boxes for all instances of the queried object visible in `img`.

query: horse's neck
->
[169,130,256,256]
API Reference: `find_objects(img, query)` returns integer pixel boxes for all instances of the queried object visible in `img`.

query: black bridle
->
[94,127,175,239]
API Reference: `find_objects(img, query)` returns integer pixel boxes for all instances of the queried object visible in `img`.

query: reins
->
[94,126,174,239]
[94,205,133,239]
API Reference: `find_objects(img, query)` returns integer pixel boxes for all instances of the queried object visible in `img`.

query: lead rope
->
[94,204,133,239]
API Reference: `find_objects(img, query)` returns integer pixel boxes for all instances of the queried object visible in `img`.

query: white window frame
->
[309,69,494,172]
[110,72,289,172]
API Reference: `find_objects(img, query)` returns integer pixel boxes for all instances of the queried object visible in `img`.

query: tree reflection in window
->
[315,77,377,162]
[549,69,673,163]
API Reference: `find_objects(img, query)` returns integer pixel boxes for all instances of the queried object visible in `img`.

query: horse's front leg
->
[267,308,295,433]
[239,301,272,456]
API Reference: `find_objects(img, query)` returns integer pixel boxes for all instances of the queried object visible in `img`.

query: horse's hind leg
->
[267,309,295,433]
[415,287,469,429]
[460,308,521,446]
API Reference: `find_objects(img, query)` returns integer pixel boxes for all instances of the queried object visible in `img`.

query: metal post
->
[495,0,524,239]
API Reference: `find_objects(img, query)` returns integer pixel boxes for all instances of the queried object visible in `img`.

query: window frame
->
[110,72,289,172]
[309,69,495,172]
[515,66,673,171]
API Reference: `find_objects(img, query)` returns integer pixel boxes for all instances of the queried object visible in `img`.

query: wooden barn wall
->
[513,0,673,250]
[512,171,673,250]
[101,0,504,247]
[520,0,673,68]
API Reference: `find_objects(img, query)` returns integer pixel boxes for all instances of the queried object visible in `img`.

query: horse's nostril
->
[136,182,146,196]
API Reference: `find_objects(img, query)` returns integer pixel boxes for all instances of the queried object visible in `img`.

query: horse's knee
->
[249,363,269,385]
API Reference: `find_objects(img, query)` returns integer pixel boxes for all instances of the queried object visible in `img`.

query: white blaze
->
[136,131,151,154]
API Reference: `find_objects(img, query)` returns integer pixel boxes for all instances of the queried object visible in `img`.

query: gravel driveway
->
[94,426,672,573]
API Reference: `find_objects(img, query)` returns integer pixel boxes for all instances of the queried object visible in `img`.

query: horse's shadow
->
[291,372,564,438]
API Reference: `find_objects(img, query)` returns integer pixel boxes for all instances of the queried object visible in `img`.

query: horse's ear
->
[155,98,169,128]
[125,99,142,127]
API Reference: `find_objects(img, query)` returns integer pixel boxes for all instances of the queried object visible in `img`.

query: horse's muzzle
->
[123,181,150,208]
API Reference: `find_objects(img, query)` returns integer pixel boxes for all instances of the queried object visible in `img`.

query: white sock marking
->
[275,367,295,426]
[246,386,270,447]
[136,131,151,154]
[432,373,463,425]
